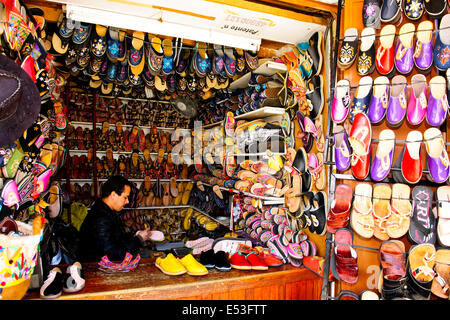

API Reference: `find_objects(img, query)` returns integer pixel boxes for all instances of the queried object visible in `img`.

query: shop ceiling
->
[34,0,335,51]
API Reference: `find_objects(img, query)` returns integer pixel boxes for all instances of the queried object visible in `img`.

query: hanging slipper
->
[437,186,450,247]
[331,228,359,284]
[223,46,236,78]
[193,42,210,77]
[309,191,328,235]
[106,27,121,63]
[234,48,246,74]
[332,79,351,123]
[424,127,449,184]
[431,249,450,299]
[406,74,427,126]
[386,183,412,239]
[392,130,422,184]
[370,129,395,182]
[402,0,424,21]
[433,13,450,71]
[375,24,396,76]
[175,47,190,75]
[244,49,258,70]
[338,28,359,70]
[357,27,376,76]
[406,243,436,300]
[378,240,407,299]
[426,75,448,127]
[72,22,92,50]
[394,23,415,75]
[327,183,353,233]
[51,14,74,54]
[372,183,392,241]
[161,38,174,75]
[409,185,435,244]
[129,31,145,76]
[90,24,107,58]
[414,20,434,72]
[348,113,372,180]
[350,182,374,239]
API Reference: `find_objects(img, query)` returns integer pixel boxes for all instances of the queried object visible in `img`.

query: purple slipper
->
[370,129,395,181]
[426,76,448,127]
[414,20,434,72]
[424,128,449,184]
[333,125,351,171]
[368,76,389,124]
[386,75,407,127]
[394,23,415,74]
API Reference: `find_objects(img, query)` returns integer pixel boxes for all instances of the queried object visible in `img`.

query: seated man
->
[78,175,153,262]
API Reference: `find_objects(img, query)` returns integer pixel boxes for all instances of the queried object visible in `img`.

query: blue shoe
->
[433,14,450,71]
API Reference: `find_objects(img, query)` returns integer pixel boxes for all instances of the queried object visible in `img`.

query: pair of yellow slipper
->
[155,253,208,276]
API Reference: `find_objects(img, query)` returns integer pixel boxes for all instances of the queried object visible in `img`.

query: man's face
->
[111,185,130,212]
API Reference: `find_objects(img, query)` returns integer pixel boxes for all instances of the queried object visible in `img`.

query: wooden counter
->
[23,259,322,300]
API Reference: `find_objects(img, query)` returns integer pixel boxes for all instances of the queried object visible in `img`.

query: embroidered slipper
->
[332,79,351,123]
[402,0,424,21]
[175,47,190,75]
[147,36,163,75]
[193,41,210,77]
[129,31,145,76]
[72,22,92,49]
[437,186,450,247]
[106,27,121,63]
[349,75,373,122]
[338,28,359,69]
[244,50,258,70]
[414,20,434,72]
[161,38,174,75]
[372,183,392,241]
[223,46,236,78]
[350,182,374,239]
[356,27,376,76]
[90,24,107,58]
[433,14,450,71]
[51,14,73,54]
[431,249,450,299]
[408,185,436,245]
[386,183,411,239]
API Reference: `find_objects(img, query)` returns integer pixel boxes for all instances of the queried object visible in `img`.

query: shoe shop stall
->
[0,0,342,300]
[324,0,450,300]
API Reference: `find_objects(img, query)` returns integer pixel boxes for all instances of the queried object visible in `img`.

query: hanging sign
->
[215,9,275,39]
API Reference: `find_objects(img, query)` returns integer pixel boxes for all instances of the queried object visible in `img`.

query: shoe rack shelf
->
[70,121,191,133]
[228,60,287,90]
[202,106,285,129]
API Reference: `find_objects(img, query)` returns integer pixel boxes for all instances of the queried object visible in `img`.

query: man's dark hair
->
[101,175,133,199]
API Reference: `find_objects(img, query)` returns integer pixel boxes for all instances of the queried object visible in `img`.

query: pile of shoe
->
[98,252,141,273]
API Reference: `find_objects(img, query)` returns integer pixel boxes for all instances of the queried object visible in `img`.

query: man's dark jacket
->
[78,200,142,262]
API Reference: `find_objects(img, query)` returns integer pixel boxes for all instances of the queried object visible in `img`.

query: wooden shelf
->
[202,106,285,129]
[70,121,190,132]
[228,60,287,90]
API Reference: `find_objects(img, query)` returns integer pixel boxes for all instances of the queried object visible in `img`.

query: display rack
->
[228,60,287,90]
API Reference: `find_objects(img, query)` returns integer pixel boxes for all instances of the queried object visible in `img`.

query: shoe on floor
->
[63,262,85,293]
[40,267,64,299]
